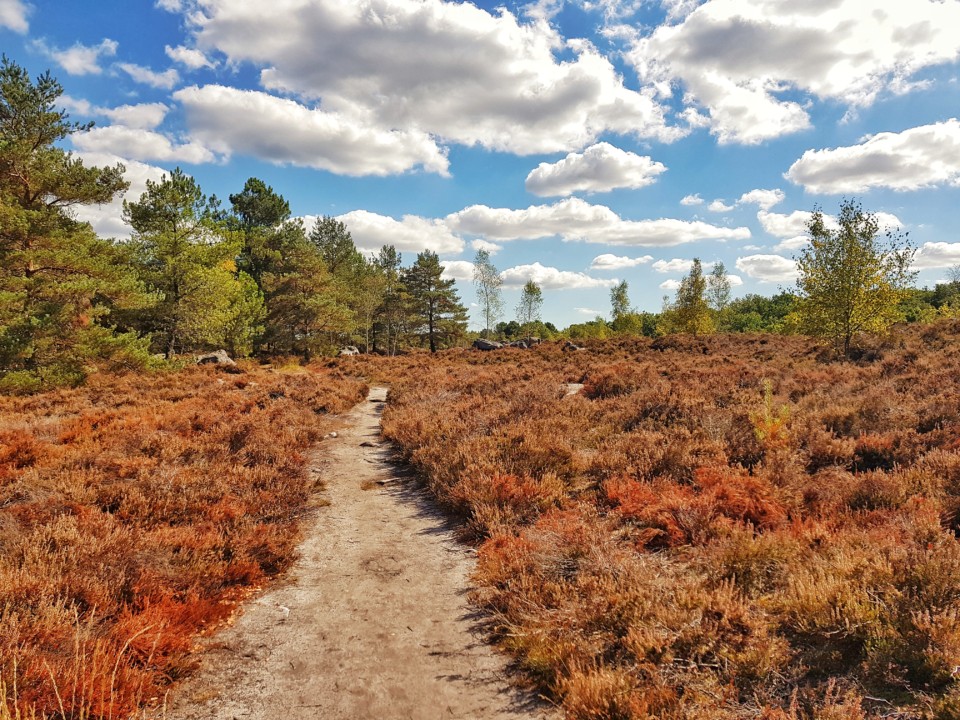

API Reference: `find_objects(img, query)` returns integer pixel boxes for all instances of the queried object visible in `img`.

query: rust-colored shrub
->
[0,365,367,718]
[360,323,960,718]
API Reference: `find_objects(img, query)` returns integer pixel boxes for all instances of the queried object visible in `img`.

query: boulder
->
[562,341,584,352]
[473,339,503,351]
[339,346,360,356]
[195,349,236,366]
[507,341,528,349]
[521,337,542,346]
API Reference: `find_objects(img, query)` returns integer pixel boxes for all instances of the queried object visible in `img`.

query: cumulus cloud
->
[446,198,750,247]
[708,199,734,212]
[758,208,902,239]
[590,253,653,270]
[773,236,809,253]
[165,44,216,69]
[0,0,30,33]
[70,151,170,238]
[913,242,960,270]
[34,38,118,75]
[525,142,667,197]
[627,0,960,144]
[471,239,503,255]
[174,85,450,177]
[736,254,798,282]
[660,278,681,291]
[441,260,476,280]
[575,306,605,316]
[680,193,703,206]
[72,126,215,165]
[117,63,181,90]
[500,262,617,290]
[185,0,682,156]
[101,103,169,130]
[786,120,960,194]
[738,188,784,210]
[334,210,464,255]
[757,210,823,239]
[652,258,694,273]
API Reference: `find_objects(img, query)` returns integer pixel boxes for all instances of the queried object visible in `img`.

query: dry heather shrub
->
[0,365,367,718]
[581,362,658,400]
[763,680,866,720]
[451,472,567,536]
[365,322,960,717]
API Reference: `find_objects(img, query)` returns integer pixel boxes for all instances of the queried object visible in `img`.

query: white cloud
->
[187,0,683,155]
[117,63,180,90]
[627,0,960,144]
[913,242,960,270]
[471,239,502,255]
[680,193,703,206]
[738,188,784,210]
[660,278,681,291]
[334,210,464,255]
[590,253,653,270]
[155,0,183,10]
[726,274,744,287]
[101,103,169,130]
[757,210,822,239]
[773,236,809,253]
[72,126,215,165]
[500,262,617,290]
[708,199,734,212]
[34,38,118,75]
[0,0,30,33]
[581,0,645,20]
[174,85,450,177]
[446,198,750,247]
[758,208,902,239]
[652,258,694,273]
[165,44,216,70]
[70,152,170,238]
[575,307,605,316]
[736,254,798,283]
[786,120,960,194]
[525,142,667,197]
[59,94,94,117]
[441,260,476,280]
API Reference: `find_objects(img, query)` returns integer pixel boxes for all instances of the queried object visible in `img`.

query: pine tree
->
[0,58,152,390]
[406,251,468,352]
[123,169,264,357]
[373,245,406,355]
[260,227,350,361]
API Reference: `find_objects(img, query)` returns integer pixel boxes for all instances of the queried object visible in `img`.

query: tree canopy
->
[0,57,152,391]
[795,199,916,356]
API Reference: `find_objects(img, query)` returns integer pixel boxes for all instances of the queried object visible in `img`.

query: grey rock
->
[196,349,236,366]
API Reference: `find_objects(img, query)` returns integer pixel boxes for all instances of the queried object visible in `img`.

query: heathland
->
[3,321,960,719]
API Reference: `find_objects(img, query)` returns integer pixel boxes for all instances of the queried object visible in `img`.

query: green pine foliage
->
[0,57,154,391]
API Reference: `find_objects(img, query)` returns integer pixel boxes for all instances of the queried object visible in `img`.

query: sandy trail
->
[168,387,555,720]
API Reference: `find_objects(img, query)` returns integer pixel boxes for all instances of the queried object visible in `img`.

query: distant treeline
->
[3,57,957,391]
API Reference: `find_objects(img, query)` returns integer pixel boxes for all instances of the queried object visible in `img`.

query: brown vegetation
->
[366,321,960,718]
[0,365,367,719]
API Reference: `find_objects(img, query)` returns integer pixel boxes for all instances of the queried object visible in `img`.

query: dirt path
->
[168,387,555,720]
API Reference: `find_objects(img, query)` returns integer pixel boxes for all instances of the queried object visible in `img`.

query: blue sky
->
[4,0,960,328]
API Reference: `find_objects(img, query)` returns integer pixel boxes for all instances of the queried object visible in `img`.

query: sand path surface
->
[168,387,555,720]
